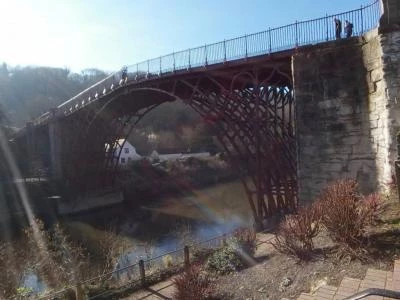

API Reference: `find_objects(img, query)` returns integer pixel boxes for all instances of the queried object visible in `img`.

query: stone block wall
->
[380,30,400,183]
[380,0,400,30]
[293,37,377,202]
[293,25,400,203]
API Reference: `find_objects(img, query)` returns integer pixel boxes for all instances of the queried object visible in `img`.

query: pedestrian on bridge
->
[334,18,342,39]
[344,20,353,38]
[120,66,128,85]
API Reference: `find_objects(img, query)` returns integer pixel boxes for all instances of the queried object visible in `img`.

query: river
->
[65,180,253,267]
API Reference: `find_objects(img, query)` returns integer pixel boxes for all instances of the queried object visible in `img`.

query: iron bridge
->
[12,1,381,226]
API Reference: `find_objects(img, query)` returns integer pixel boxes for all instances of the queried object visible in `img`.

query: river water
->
[69,180,252,266]
[21,180,253,293]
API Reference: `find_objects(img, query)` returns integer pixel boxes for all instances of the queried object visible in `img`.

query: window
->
[124,148,129,154]
[121,158,126,163]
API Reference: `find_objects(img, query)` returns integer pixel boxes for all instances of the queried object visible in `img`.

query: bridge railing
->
[38,0,381,121]
[129,0,381,77]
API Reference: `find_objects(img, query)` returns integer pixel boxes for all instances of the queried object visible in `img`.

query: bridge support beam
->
[48,109,63,180]
[25,121,35,161]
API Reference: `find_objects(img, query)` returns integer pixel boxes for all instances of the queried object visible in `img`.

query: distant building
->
[105,139,141,166]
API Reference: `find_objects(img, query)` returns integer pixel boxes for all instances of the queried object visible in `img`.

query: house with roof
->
[106,139,142,166]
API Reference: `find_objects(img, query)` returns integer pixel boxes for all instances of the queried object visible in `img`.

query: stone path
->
[123,279,175,300]
[297,260,400,300]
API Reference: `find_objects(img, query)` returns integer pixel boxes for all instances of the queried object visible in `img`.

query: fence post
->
[361,5,364,33]
[184,246,190,269]
[245,34,248,58]
[139,259,146,287]
[268,27,272,54]
[204,44,208,66]
[223,40,227,62]
[222,233,227,245]
[325,13,329,41]
[159,56,162,75]
[173,52,176,72]
[188,48,191,70]
[295,21,299,47]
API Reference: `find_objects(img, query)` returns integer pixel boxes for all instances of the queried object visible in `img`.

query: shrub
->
[162,254,173,268]
[0,242,27,299]
[271,204,321,260]
[362,192,383,224]
[318,179,381,249]
[173,264,213,300]
[231,227,257,255]
[24,220,87,289]
[206,244,244,274]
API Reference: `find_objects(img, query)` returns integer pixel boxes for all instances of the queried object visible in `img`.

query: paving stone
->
[298,293,314,300]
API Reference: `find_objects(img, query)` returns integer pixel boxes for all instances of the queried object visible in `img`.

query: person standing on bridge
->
[120,66,128,85]
[334,18,342,40]
[344,20,353,38]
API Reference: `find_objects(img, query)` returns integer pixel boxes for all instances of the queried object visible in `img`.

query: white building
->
[106,139,142,166]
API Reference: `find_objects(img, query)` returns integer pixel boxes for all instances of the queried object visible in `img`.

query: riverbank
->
[62,180,253,265]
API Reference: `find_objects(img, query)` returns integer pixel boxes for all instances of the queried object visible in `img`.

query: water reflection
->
[21,272,46,296]
[117,214,251,270]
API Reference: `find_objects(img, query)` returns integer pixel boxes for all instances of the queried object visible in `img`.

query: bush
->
[271,204,321,260]
[23,220,87,289]
[319,180,368,247]
[318,179,379,249]
[0,242,27,299]
[162,254,173,268]
[206,244,244,275]
[231,227,257,255]
[173,264,213,300]
[362,192,383,224]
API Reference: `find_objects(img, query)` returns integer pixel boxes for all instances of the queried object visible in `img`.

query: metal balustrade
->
[345,288,400,299]
[35,0,381,124]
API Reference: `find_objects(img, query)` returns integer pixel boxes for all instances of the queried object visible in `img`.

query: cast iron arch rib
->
[61,64,297,225]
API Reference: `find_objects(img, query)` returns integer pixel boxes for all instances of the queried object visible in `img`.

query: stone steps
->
[296,260,400,300]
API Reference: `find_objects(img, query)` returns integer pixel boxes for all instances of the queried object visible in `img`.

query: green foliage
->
[206,243,244,275]
[16,286,33,297]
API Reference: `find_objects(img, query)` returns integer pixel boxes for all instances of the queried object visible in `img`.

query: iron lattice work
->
[60,62,296,224]
[185,69,297,220]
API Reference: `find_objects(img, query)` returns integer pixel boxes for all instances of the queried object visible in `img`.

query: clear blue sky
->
[0,0,372,72]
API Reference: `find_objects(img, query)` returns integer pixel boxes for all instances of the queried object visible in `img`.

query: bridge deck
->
[21,0,380,130]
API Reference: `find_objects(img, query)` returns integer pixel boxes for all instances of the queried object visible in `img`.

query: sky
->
[0,0,373,73]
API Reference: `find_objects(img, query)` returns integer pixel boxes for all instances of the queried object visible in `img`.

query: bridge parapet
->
[31,0,381,126]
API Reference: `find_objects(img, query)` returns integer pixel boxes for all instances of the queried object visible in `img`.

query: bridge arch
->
[57,62,297,226]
